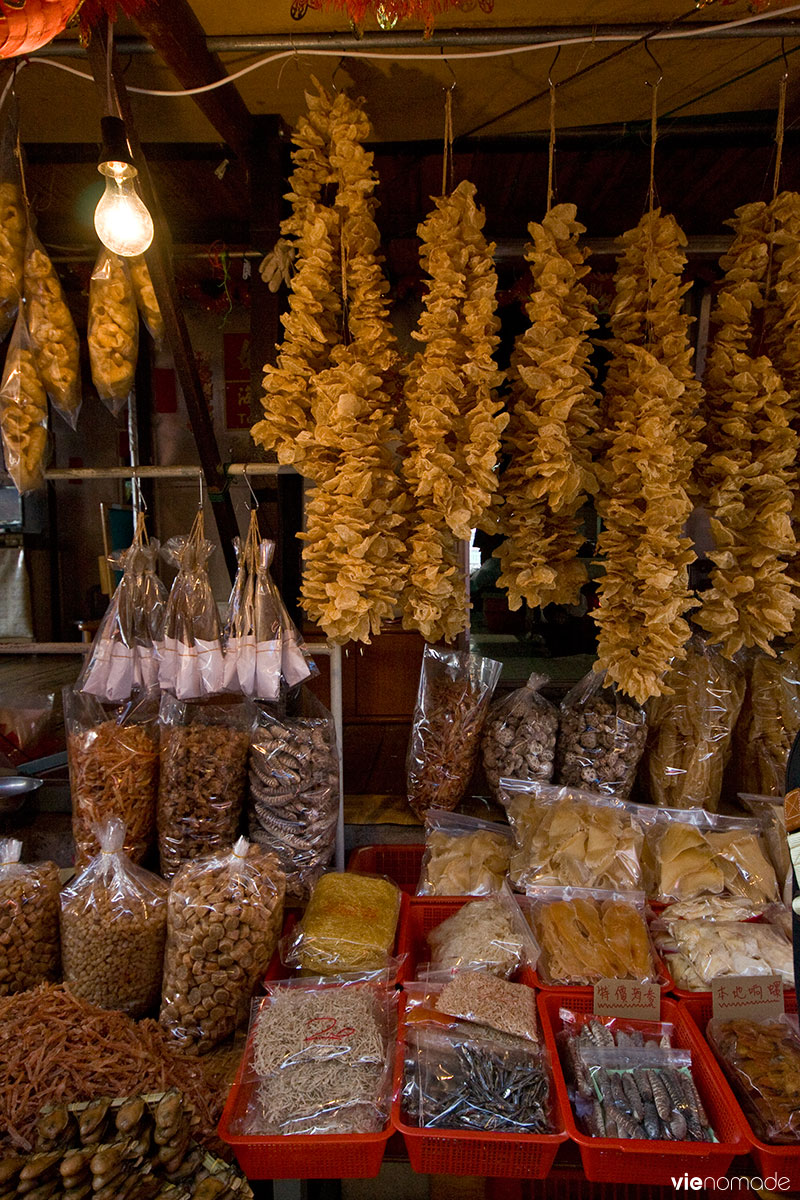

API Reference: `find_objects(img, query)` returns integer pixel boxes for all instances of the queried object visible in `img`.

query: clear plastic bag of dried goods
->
[223,509,315,701]
[59,817,167,1018]
[77,513,166,703]
[23,226,81,428]
[0,304,48,494]
[0,838,60,996]
[404,970,540,1044]
[498,778,646,892]
[642,633,745,811]
[481,671,558,800]
[159,836,285,1055]
[726,647,800,798]
[555,669,647,801]
[417,809,512,897]
[405,1020,554,1133]
[407,646,502,821]
[235,975,396,1136]
[642,808,780,905]
[651,917,794,990]
[282,872,402,977]
[157,693,256,882]
[87,248,138,414]
[64,686,160,868]
[524,886,662,986]
[128,253,164,347]
[423,885,539,979]
[706,1013,800,1143]
[247,688,338,904]
[739,792,792,905]
[158,507,225,699]
[0,111,26,343]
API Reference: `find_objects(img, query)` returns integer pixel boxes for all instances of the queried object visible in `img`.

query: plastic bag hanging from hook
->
[158,504,225,699]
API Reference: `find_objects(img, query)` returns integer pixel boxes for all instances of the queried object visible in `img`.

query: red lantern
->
[0,0,81,58]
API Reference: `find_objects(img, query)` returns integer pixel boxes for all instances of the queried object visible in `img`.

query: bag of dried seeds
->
[247,688,339,904]
[0,839,60,995]
[159,836,285,1055]
[64,686,160,868]
[407,645,502,821]
[157,693,256,882]
[481,671,558,799]
[59,817,168,1017]
[555,669,647,801]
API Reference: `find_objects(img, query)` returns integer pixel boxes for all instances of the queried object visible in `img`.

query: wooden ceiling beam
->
[129,0,254,161]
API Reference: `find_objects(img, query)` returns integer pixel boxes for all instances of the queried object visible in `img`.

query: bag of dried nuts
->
[64,686,160,869]
[555,669,647,802]
[157,693,257,882]
[0,838,60,995]
[59,817,168,1017]
[407,646,502,821]
[247,689,339,904]
[159,836,285,1055]
[481,671,558,800]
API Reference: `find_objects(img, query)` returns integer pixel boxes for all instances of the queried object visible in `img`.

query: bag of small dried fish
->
[159,836,285,1055]
[499,779,646,892]
[405,1021,554,1134]
[0,839,60,995]
[417,809,512,896]
[555,670,647,801]
[64,686,160,868]
[0,306,48,494]
[157,693,256,882]
[642,808,779,904]
[283,871,401,977]
[526,886,661,986]
[23,227,81,427]
[707,1014,800,1143]
[247,688,338,904]
[407,646,502,821]
[0,114,26,343]
[60,817,167,1018]
[88,248,138,414]
[237,975,397,1136]
[482,671,558,799]
[424,887,538,979]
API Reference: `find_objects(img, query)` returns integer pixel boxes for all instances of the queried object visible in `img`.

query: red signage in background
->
[223,332,252,430]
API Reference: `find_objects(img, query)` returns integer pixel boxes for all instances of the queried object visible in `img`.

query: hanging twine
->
[772,72,787,202]
[441,86,454,196]
[647,77,660,214]
[546,79,557,214]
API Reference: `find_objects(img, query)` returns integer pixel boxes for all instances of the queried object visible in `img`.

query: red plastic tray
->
[391,998,568,1177]
[347,844,425,893]
[680,992,800,1189]
[537,990,749,1185]
[398,895,536,985]
[218,1001,395,1179]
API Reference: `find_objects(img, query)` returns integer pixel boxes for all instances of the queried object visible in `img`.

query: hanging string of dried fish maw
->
[696,201,800,655]
[594,343,695,704]
[253,81,341,468]
[401,180,506,639]
[298,88,407,642]
[494,202,600,611]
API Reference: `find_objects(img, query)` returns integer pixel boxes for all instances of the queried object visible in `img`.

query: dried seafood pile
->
[697,200,800,655]
[401,179,507,642]
[494,203,599,612]
[593,210,703,703]
[253,81,406,643]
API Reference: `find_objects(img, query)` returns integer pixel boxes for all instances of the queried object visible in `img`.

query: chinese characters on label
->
[593,978,661,1022]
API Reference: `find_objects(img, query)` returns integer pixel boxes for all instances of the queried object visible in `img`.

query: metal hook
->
[440,47,457,91]
[547,45,562,89]
[242,465,259,512]
[644,40,663,89]
[198,470,204,512]
[331,57,346,92]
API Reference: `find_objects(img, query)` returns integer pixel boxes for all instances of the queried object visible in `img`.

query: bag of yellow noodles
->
[282,872,402,977]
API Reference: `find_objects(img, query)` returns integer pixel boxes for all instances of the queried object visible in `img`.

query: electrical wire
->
[20,3,800,100]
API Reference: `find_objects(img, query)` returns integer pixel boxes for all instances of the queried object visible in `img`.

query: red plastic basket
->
[680,993,800,1189]
[537,990,750,1185]
[347,843,425,893]
[398,895,536,985]
[218,1002,395,1179]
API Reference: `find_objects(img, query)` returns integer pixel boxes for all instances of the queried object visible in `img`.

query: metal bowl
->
[0,776,43,815]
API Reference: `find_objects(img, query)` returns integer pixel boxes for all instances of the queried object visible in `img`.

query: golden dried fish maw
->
[88,250,139,411]
[653,823,725,900]
[0,181,25,339]
[24,239,80,424]
[0,343,48,494]
[532,895,657,985]
[128,254,164,346]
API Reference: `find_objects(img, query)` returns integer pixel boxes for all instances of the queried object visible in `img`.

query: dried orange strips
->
[593,211,702,704]
[696,201,800,656]
[494,203,599,611]
[402,179,507,641]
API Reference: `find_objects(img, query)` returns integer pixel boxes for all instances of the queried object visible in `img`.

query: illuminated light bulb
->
[94,163,154,257]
